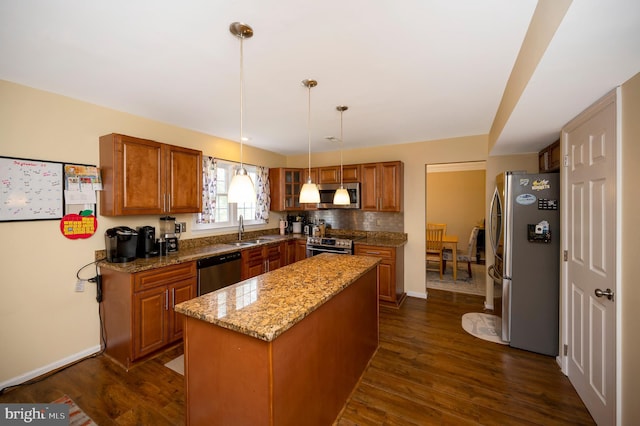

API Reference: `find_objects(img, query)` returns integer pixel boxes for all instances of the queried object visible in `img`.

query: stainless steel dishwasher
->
[196,251,242,296]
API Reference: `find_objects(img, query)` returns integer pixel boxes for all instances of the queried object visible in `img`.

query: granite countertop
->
[97,230,406,274]
[174,253,380,342]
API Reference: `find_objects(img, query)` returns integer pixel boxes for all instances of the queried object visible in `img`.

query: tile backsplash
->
[305,210,404,233]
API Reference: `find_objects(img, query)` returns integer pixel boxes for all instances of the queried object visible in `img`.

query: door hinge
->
[563,155,569,167]
[563,250,568,261]
[564,344,568,356]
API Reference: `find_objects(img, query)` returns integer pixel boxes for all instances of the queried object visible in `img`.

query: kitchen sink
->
[226,241,257,247]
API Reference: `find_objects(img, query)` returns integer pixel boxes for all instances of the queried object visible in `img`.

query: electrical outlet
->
[178,222,186,232]
[75,279,85,292]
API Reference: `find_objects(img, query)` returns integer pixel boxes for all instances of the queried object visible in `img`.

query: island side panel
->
[183,318,273,426]
[271,267,379,425]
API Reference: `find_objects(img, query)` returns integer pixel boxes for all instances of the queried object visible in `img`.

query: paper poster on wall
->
[0,156,64,222]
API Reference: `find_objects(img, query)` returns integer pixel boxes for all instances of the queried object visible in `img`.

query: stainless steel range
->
[306,235,359,256]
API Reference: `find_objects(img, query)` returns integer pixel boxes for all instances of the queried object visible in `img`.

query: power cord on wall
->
[0,259,108,395]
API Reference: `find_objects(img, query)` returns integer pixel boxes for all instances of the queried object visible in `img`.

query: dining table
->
[442,234,459,280]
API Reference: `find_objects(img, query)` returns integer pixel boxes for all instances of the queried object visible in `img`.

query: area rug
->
[427,263,487,295]
[461,312,508,345]
[165,354,184,376]
[51,394,97,426]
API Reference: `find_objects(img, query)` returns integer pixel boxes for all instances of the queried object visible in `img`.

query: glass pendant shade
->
[299,78,319,204]
[333,105,350,205]
[228,168,256,204]
[299,180,320,203]
[333,187,350,205]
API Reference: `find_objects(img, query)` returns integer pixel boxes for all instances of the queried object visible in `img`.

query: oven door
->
[306,245,352,257]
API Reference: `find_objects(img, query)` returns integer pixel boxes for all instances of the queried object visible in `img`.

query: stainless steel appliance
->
[489,171,560,356]
[105,226,138,263]
[197,251,242,296]
[306,236,357,256]
[316,183,360,209]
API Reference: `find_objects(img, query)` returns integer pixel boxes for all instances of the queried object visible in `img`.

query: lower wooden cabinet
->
[241,243,284,280]
[355,244,406,308]
[295,239,308,262]
[101,261,197,369]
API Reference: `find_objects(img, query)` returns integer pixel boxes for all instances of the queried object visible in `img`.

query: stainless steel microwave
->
[316,183,360,209]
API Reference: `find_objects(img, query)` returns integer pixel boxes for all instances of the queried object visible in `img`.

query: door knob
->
[594,288,614,301]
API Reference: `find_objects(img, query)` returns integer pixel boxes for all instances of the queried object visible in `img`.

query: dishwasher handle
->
[197,251,242,269]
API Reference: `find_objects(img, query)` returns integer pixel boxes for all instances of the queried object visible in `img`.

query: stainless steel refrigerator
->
[489,171,560,356]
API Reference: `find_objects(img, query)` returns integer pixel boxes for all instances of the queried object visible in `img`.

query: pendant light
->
[333,105,350,205]
[228,22,257,204]
[299,79,320,204]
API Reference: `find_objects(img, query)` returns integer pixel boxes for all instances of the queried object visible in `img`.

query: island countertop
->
[174,253,380,342]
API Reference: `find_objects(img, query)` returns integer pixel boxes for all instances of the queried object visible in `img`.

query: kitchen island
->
[174,253,380,426]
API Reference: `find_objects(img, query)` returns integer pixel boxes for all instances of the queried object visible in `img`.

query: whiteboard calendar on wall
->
[0,156,64,222]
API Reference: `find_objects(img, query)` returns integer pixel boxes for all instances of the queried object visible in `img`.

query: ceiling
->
[1,1,639,156]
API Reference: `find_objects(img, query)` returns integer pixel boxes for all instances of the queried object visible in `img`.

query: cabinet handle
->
[167,194,171,211]
[365,251,381,255]
[164,289,169,310]
[171,287,176,308]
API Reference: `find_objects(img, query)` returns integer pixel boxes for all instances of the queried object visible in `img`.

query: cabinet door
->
[360,163,379,211]
[295,239,308,262]
[318,166,340,184]
[379,161,403,212]
[341,164,361,183]
[133,286,167,359]
[242,247,265,279]
[269,168,302,211]
[100,134,165,216]
[284,240,297,266]
[377,260,394,302]
[168,279,196,343]
[166,145,202,213]
[266,244,282,272]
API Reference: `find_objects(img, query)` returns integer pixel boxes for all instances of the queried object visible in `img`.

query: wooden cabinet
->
[284,240,297,266]
[538,139,561,172]
[342,164,361,183]
[355,244,406,308]
[101,262,197,369]
[241,243,284,279]
[361,161,403,212]
[99,133,202,216]
[295,239,308,262]
[269,168,303,211]
[318,166,340,184]
[318,164,361,184]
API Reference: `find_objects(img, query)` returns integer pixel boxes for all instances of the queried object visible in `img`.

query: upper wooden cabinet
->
[99,133,202,216]
[538,139,561,173]
[361,161,403,212]
[317,164,361,184]
[269,168,303,211]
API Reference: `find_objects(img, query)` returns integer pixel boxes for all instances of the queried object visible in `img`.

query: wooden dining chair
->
[443,226,479,279]
[427,222,447,235]
[425,228,445,279]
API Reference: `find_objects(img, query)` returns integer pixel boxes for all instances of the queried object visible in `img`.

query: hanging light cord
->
[239,34,245,170]
[339,109,344,187]
[307,84,312,182]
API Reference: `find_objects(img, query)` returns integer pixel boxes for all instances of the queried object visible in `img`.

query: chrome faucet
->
[238,215,244,241]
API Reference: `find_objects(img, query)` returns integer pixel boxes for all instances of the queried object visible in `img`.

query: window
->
[194,157,269,230]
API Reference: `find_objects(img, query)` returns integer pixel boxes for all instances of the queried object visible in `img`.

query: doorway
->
[425,161,486,296]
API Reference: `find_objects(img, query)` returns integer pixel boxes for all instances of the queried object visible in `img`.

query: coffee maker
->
[159,216,179,253]
[105,226,138,263]
[136,226,159,258]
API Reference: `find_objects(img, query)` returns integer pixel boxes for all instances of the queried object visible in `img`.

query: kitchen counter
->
[174,253,380,341]
[177,253,380,425]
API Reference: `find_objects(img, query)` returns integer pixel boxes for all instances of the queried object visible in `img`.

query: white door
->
[563,91,617,425]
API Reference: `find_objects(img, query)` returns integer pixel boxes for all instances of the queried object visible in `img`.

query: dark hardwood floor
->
[1,290,594,425]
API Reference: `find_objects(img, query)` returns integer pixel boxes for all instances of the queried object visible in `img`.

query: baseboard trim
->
[407,291,427,299]
[0,345,101,391]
